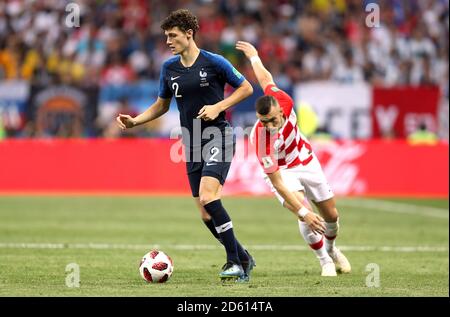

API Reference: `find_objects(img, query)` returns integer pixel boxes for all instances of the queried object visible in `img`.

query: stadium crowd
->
[0,0,448,138]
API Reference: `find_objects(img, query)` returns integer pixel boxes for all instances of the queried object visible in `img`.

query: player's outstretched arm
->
[268,171,326,235]
[235,41,275,91]
[116,97,171,130]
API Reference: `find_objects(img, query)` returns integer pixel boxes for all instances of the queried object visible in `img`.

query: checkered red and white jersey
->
[250,84,313,174]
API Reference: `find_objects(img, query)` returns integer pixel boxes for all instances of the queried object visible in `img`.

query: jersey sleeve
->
[158,61,172,99]
[264,84,294,116]
[212,54,245,88]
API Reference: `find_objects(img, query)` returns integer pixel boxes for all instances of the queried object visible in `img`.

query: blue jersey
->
[159,49,245,147]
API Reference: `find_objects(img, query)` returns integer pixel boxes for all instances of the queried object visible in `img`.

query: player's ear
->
[274,103,282,114]
[186,29,193,39]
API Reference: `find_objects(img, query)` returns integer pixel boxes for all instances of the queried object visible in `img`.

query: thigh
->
[299,156,334,203]
[186,162,203,197]
[263,168,305,205]
[199,176,222,201]
[201,135,235,185]
[202,161,232,185]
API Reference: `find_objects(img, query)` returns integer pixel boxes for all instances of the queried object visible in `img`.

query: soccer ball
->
[139,250,174,283]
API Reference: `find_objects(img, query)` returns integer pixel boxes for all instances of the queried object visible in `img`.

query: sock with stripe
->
[324,219,339,253]
[203,218,223,243]
[298,220,332,266]
[202,218,249,263]
[203,200,241,265]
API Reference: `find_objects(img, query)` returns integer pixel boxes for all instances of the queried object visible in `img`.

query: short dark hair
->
[255,95,276,115]
[160,9,199,38]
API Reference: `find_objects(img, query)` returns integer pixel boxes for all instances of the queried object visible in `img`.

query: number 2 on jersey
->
[172,82,182,98]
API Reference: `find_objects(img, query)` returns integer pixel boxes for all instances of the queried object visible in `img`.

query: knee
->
[324,208,339,222]
[199,208,211,221]
[199,192,217,206]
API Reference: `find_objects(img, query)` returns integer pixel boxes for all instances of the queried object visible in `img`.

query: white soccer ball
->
[139,250,174,283]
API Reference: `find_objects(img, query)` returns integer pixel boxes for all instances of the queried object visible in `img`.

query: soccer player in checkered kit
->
[236,41,351,276]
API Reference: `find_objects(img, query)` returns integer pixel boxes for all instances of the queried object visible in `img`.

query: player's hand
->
[301,212,326,235]
[116,114,136,129]
[235,41,258,59]
[197,104,221,121]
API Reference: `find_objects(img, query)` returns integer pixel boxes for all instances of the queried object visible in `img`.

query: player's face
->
[257,104,284,133]
[164,27,191,55]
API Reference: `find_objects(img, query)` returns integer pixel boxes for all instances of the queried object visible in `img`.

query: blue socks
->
[203,218,249,264]
[203,199,246,265]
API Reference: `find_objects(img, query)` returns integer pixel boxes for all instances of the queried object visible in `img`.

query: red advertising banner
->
[312,140,448,197]
[372,86,440,138]
[0,139,448,197]
[224,139,448,198]
[0,139,189,194]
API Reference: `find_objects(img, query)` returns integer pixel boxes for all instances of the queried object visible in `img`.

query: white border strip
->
[0,243,447,252]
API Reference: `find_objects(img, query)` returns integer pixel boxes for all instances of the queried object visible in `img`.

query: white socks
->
[324,219,339,253]
[298,220,332,266]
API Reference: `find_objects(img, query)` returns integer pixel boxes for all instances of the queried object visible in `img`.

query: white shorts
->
[264,154,334,205]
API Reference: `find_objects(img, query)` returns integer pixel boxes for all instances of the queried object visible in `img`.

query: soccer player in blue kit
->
[117,9,255,282]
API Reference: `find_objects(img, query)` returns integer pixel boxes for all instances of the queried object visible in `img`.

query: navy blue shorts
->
[186,135,235,197]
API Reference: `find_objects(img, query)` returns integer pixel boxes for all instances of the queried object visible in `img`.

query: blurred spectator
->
[0,0,447,139]
[0,116,5,140]
[100,97,163,138]
[1,0,447,87]
[0,35,22,79]
[302,44,332,80]
[100,53,135,86]
[121,0,150,33]
[101,97,138,138]
[407,122,439,145]
[332,48,364,83]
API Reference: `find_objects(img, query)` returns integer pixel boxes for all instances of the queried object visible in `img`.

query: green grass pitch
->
[0,196,448,296]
